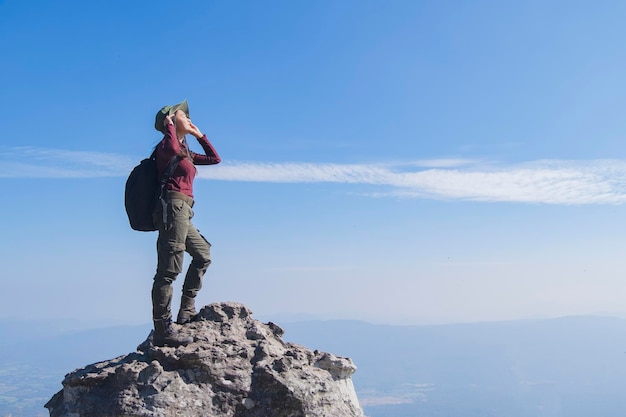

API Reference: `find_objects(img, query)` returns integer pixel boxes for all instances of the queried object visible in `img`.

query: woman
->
[151,100,221,347]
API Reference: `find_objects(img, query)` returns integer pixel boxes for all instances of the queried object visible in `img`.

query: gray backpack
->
[124,150,180,231]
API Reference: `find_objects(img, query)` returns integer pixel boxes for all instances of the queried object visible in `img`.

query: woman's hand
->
[187,121,204,139]
[164,114,174,127]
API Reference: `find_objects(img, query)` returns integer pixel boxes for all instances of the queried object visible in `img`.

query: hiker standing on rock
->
[151,100,221,347]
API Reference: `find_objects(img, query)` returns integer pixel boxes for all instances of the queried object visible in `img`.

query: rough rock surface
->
[45,302,364,417]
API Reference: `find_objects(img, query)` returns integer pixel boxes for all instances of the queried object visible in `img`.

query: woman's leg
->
[150,199,194,346]
[182,224,212,298]
[152,199,190,321]
[177,222,211,323]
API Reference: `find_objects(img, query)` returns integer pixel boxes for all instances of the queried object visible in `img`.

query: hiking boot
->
[176,295,198,324]
[153,319,193,347]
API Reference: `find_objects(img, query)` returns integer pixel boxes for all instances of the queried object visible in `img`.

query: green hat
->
[155,99,189,132]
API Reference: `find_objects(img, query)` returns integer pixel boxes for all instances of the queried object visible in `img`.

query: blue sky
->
[2,0,626,325]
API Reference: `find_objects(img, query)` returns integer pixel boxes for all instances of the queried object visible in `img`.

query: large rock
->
[45,302,364,417]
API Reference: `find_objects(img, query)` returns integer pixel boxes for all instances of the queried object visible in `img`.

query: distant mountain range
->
[2,315,626,417]
[281,316,626,417]
[0,320,152,417]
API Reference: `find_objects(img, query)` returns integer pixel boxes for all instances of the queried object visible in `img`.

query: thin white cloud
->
[0,147,135,178]
[201,159,626,204]
[2,146,626,205]
[380,160,626,204]
[406,158,479,168]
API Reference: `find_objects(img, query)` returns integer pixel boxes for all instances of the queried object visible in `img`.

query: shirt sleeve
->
[155,124,182,171]
[159,123,182,155]
[191,134,221,165]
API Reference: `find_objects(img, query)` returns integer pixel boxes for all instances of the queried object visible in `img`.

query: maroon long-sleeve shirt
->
[156,123,221,199]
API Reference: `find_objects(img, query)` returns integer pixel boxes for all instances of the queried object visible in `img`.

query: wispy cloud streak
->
[0,147,135,178]
[200,159,626,204]
[3,146,626,205]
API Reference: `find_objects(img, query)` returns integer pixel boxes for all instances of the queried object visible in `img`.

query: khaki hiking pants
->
[152,197,211,321]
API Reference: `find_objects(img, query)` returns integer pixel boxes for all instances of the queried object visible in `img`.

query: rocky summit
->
[45,302,364,417]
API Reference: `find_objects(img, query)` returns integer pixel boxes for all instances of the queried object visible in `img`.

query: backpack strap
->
[152,150,182,228]
[159,154,182,196]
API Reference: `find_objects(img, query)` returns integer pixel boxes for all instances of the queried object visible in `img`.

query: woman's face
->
[173,109,190,132]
